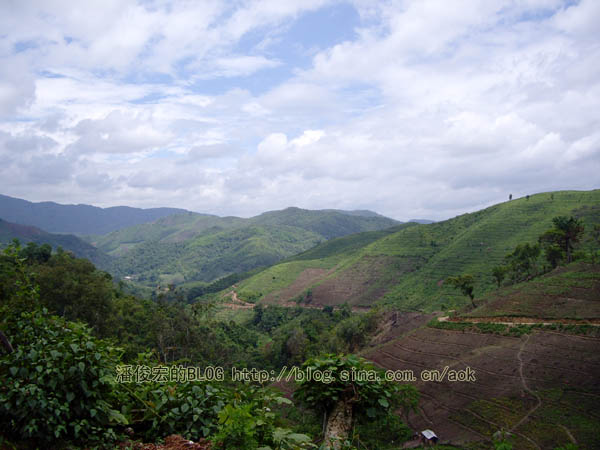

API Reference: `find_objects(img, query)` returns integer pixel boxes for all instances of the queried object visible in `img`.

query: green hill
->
[99,207,399,285]
[89,212,245,255]
[248,207,399,239]
[236,190,600,310]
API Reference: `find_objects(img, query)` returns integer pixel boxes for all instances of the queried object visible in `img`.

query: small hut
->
[420,429,438,446]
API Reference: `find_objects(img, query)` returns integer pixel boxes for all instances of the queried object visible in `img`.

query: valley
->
[2,189,600,449]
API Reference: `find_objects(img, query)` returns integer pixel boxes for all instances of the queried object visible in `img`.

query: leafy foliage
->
[32,248,115,336]
[539,215,585,264]
[0,244,125,446]
[293,354,418,421]
[503,243,541,282]
[251,306,382,369]
[211,386,313,450]
[0,310,126,446]
[445,274,475,307]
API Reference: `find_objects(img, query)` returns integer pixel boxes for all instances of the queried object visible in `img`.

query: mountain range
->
[91,207,400,284]
[0,194,187,235]
[0,195,400,286]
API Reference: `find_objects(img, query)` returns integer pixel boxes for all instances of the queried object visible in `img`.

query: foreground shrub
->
[0,308,126,447]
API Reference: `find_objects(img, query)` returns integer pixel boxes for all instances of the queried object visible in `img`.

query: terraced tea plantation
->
[236,190,600,311]
[361,259,600,448]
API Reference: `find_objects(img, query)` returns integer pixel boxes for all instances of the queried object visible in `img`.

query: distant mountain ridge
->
[0,218,111,269]
[408,219,435,224]
[0,194,188,235]
[0,195,401,286]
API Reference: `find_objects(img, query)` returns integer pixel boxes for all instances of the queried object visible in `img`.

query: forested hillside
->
[92,207,399,286]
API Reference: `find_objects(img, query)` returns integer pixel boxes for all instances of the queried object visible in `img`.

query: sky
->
[0,0,599,221]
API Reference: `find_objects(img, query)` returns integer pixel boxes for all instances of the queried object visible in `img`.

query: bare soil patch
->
[263,268,331,304]
[311,255,414,306]
[364,326,600,447]
[368,311,436,347]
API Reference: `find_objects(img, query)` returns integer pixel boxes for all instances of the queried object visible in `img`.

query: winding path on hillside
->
[222,290,255,309]
[509,334,542,447]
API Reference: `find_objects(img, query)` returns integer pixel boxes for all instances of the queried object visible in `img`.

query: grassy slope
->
[378,189,600,310]
[235,225,412,300]
[237,190,600,311]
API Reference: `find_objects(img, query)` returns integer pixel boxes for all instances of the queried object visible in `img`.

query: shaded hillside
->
[90,212,244,255]
[102,208,399,285]
[0,194,187,235]
[110,225,324,284]
[236,190,600,310]
[0,218,112,270]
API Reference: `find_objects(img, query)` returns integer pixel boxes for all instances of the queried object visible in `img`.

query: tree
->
[294,354,418,449]
[539,216,584,264]
[33,251,114,336]
[492,265,507,288]
[509,194,512,201]
[19,242,52,264]
[446,274,476,308]
[504,243,541,282]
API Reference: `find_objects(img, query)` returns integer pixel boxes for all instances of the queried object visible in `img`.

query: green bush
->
[211,386,312,449]
[133,381,227,441]
[0,308,126,447]
[294,354,418,423]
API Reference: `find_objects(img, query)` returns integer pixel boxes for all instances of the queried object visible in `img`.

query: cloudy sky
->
[0,0,598,221]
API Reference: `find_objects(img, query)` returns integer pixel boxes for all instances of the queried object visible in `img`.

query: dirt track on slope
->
[440,316,600,326]
[221,290,255,309]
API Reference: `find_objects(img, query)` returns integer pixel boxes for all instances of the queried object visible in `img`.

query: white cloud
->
[67,110,171,155]
[0,0,598,220]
